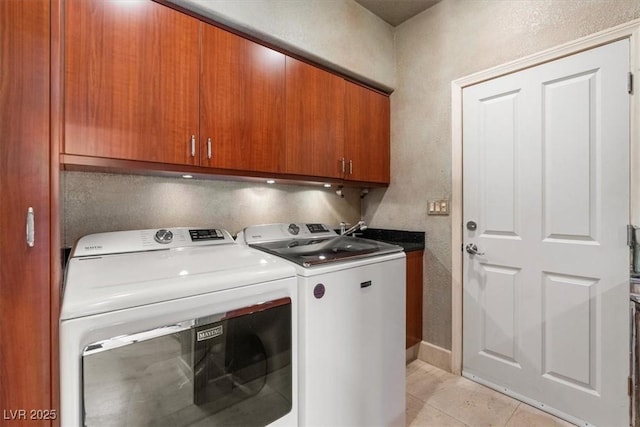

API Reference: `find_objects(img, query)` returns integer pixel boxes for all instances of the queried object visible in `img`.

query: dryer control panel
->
[72,227,235,257]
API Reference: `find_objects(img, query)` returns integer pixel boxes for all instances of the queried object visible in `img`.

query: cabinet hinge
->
[629,224,637,248]
[629,72,634,94]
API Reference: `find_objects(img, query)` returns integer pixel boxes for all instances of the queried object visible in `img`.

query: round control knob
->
[154,229,173,244]
[288,224,300,235]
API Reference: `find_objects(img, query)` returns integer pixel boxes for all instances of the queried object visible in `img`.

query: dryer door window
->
[82,298,292,426]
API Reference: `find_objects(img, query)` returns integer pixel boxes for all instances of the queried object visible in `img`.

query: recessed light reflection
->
[179,270,189,276]
[182,174,193,179]
[266,180,276,184]
[323,184,331,188]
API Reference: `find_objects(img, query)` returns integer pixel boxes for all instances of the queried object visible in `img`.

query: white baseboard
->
[406,343,419,363]
[417,341,452,372]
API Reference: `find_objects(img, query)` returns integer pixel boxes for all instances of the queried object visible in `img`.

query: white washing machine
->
[238,223,406,427]
[60,227,298,427]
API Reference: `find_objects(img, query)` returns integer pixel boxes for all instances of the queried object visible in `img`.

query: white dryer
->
[60,227,298,427]
[238,223,406,427]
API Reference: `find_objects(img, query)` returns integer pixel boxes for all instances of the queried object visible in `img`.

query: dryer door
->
[81,298,292,426]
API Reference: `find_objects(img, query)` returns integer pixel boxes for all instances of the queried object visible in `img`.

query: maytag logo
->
[84,245,102,250]
[197,325,223,341]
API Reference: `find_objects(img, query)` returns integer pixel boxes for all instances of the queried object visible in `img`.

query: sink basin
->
[251,235,403,267]
[279,236,379,255]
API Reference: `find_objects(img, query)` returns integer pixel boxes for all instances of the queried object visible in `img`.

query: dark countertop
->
[359,228,425,253]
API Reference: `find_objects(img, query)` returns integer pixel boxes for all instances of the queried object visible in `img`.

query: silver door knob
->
[465,243,485,256]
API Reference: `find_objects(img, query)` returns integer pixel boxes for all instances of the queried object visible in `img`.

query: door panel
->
[478,91,520,236]
[479,264,520,365]
[542,273,597,389]
[463,40,629,426]
[542,71,598,241]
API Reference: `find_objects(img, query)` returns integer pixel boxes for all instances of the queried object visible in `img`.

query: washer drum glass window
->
[81,298,292,426]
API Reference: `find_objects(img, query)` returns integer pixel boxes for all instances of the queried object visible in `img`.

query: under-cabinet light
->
[181,174,193,179]
[266,179,276,184]
[323,184,332,188]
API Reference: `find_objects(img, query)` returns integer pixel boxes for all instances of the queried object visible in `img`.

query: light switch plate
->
[428,199,449,215]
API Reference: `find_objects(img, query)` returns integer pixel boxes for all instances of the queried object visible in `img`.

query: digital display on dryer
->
[189,229,224,241]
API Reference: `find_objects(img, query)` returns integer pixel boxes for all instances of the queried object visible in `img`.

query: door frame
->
[451,19,640,375]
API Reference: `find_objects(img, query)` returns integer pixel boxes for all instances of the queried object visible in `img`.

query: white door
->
[462,39,630,427]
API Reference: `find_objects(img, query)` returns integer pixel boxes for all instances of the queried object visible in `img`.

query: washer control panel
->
[288,224,300,235]
[72,227,235,257]
[241,223,337,244]
[306,223,329,233]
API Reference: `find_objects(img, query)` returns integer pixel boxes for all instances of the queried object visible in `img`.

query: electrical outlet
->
[428,199,449,216]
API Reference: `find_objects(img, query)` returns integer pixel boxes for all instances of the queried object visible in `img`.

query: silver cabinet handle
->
[207,138,212,159]
[349,160,353,175]
[465,243,484,256]
[26,207,34,247]
[190,135,196,157]
[340,158,346,174]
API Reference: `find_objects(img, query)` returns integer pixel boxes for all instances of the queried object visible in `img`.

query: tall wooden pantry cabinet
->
[0,1,56,425]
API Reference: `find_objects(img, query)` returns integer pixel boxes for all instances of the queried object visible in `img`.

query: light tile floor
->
[406,359,576,427]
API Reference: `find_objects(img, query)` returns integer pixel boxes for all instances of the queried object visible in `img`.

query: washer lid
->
[61,244,296,320]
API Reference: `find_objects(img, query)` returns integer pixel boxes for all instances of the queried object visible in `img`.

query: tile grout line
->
[501,402,521,427]
[425,401,471,427]
[407,390,426,404]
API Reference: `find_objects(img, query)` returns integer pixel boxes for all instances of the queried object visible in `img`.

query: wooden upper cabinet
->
[62,0,390,184]
[344,82,391,184]
[284,57,345,178]
[200,24,285,173]
[64,0,200,165]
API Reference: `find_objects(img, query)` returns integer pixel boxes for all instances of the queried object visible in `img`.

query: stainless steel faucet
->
[341,220,367,236]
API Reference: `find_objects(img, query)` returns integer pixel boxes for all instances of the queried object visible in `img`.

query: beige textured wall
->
[63,172,360,246]
[169,0,396,91]
[365,0,640,350]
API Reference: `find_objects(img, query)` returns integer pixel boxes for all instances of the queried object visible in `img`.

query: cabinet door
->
[0,0,52,421]
[405,251,424,349]
[284,58,345,178]
[200,25,285,173]
[64,0,200,165]
[344,82,390,184]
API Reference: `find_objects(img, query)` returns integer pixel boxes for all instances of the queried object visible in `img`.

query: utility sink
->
[252,235,403,267]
